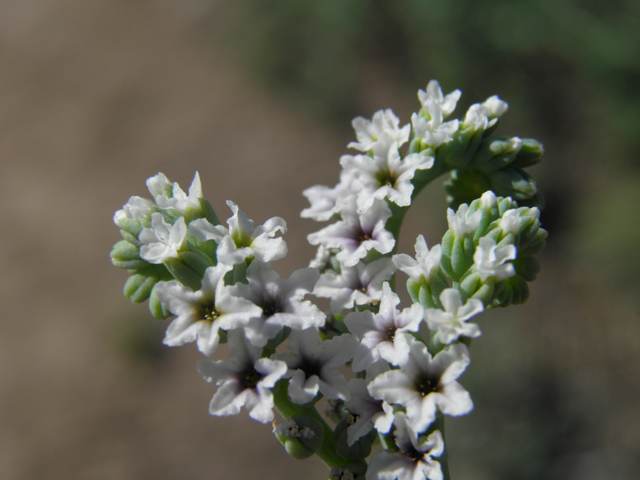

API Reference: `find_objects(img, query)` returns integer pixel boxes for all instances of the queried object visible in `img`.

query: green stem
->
[273,380,347,469]
[434,413,451,480]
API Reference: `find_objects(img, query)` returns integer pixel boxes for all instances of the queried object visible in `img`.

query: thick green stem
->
[273,380,347,469]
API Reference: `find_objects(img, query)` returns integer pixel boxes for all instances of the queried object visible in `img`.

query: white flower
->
[154,264,262,356]
[367,339,473,433]
[345,282,423,371]
[446,203,481,237]
[189,201,287,265]
[482,95,509,118]
[229,262,325,347]
[114,196,156,225]
[146,172,172,199]
[139,213,187,263]
[307,196,395,268]
[197,329,288,424]
[344,362,395,446]
[393,235,442,284]
[155,171,203,216]
[425,289,483,345]
[367,414,444,480]
[301,169,364,222]
[341,136,434,211]
[418,80,461,118]
[499,208,522,236]
[348,109,411,152]
[474,236,516,282]
[313,257,396,314]
[411,105,459,150]
[279,329,356,404]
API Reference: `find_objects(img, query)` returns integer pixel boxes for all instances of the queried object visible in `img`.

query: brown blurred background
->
[1,1,639,479]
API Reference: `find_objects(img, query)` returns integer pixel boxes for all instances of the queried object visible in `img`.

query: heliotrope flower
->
[154,264,262,356]
[189,200,287,265]
[278,329,356,404]
[313,257,396,314]
[393,235,442,284]
[348,109,411,153]
[341,134,434,211]
[367,338,473,433]
[307,195,395,268]
[424,288,483,345]
[345,282,423,371]
[418,80,461,118]
[344,361,394,446]
[473,236,516,282]
[154,171,203,216]
[228,262,325,347]
[412,105,459,150]
[139,213,187,264]
[114,195,156,225]
[367,413,444,480]
[196,329,287,424]
[301,169,363,222]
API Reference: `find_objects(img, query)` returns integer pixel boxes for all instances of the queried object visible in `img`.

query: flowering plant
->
[110,80,547,480]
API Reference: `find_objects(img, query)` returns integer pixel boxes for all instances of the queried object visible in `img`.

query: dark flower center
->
[261,295,284,318]
[415,372,440,397]
[202,303,220,322]
[239,363,262,390]
[297,356,323,379]
[383,324,396,342]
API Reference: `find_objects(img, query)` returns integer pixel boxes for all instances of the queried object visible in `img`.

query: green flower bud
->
[511,138,544,168]
[274,415,324,460]
[487,167,538,203]
[472,136,523,173]
[148,285,170,319]
[110,240,149,270]
[444,169,492,209]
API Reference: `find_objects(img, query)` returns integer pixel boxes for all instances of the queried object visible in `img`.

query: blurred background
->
[1,0,639,478]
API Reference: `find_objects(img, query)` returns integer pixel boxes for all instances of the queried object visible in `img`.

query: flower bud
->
[472,136,523,173]
[511,138,544,168]
[110,240,148,270]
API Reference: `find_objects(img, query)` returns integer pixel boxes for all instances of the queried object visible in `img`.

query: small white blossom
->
[447,204,481,237]
[344,362,395,446]
[367,339,473,433]
[367,414,444,480]
[412,106,459,149]
[139,213,187,263]
[499,209,522,236]
[425,289,483,345]
[307,195,395,268]
[189,201,287,265]
[279,329,356,404]
[155,171,203,216]
[345,282,423,371]
[146,172,172,199]
[229,262,325,347]
[313,257,396,314]
[348,109,411,152]
[418,80,461,118]
[301,169,364,222]
[482,95,509,118]
[341,136,434,211]
[155,264,262,356]
[114,196,156,225]
[474,236,516,282]
[197,329,287,424]
[393,235,442,284]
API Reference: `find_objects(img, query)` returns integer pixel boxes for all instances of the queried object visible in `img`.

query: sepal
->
[274,415,324,460]
[110,240,149,270]
[333,417,377,461]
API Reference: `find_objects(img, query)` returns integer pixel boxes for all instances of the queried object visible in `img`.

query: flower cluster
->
[110,80,547,480]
